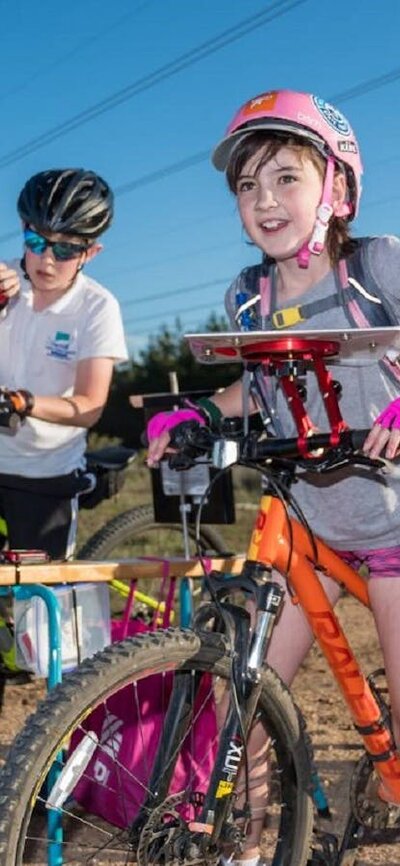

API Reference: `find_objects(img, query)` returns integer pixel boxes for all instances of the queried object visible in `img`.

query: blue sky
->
[0,0,400,357]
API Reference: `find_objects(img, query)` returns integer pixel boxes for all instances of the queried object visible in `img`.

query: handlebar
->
[168,421,400,479]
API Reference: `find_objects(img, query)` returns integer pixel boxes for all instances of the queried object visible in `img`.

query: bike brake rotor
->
[137,792,219,866]
[350,753,400,830]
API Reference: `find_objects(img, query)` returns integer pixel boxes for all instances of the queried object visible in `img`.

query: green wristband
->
[195,397,223,428]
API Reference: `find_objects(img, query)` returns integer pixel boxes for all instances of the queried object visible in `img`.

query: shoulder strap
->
[342,238,397,328]
[342,238,400,388]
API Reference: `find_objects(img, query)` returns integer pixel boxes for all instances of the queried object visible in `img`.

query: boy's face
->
[23,226,101,294]
[235,144,345,262]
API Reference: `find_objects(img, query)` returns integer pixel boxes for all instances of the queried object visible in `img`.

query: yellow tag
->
[216,780,234,798]
[271,306,305,329]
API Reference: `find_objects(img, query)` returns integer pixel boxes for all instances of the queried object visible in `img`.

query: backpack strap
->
[339,238,398,328]
[339,238,400,388]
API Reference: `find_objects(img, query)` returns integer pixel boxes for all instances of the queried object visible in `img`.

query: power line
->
[114,150,210,196]
[121,277,231,308]
[0,1,155,106]
[124,299,226,326]
[0,0,308,169]
[330,67,400,104]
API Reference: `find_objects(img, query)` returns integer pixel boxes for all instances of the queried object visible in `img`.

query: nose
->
[256,184,278,210]
[39,244,55,263]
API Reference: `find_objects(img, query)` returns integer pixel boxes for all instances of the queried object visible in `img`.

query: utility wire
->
[0,0,308,169]
[121,277,231,307]
[0,1,155,105]
[124,299,226,326]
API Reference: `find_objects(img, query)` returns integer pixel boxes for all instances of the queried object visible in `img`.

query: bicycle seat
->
[85,445,137,471]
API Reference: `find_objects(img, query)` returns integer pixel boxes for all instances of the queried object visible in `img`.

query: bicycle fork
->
[197,571,285,848]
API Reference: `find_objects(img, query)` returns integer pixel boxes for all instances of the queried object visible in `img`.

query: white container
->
[14,583,111,676]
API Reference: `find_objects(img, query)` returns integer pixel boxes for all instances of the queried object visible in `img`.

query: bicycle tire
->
[77,503,227,559]
[0,629,313,866]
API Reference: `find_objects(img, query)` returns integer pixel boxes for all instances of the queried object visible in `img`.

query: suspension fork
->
[197,569,285,842]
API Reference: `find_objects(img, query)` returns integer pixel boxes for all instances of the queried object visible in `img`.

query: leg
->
[4,485,77,560]
[368,577,400,748]
[233,569,342,859]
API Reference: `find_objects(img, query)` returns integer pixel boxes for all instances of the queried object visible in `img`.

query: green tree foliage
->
[94,314,239,446]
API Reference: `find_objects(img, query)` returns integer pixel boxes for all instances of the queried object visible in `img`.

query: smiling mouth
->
[261,220,288,232]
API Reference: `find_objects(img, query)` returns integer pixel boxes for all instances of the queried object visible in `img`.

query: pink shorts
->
[335,546,400,579]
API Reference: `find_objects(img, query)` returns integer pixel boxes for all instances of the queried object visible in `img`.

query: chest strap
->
[264,285,368,330]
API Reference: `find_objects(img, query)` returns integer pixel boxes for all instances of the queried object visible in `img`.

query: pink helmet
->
[212,89,363,219]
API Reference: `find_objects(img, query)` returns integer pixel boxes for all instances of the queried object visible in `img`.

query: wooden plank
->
[0,556,246,586]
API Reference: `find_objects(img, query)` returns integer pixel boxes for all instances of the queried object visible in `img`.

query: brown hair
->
[226,132,356,264]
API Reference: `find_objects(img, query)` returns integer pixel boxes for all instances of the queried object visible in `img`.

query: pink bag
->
[71,573,217,829]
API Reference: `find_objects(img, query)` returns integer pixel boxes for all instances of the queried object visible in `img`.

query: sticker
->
[216,780,234,798]
[242,92,278,117]
[337,140,358,154]
[312,96,351,136]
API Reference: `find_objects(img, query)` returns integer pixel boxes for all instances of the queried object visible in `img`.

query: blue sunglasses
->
[24,228,89,262]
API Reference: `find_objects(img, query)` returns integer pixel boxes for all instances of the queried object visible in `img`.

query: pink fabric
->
[147,408,205,441]
[375,398,400,430]
[71,579,217,828]
[336,545,400,579]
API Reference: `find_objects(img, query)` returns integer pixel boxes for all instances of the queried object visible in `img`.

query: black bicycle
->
[0,421,317,866]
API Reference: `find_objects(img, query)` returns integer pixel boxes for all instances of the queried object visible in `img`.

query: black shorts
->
[0,472,92,560]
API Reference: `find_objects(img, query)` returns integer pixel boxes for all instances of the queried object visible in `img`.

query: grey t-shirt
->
[224,235,400,550]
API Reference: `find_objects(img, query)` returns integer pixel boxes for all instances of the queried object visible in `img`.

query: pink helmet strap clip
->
[297,155,335,269]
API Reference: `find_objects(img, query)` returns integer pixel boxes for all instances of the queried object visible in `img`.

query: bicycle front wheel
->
[77,504,227,559]
[0,629,313,866]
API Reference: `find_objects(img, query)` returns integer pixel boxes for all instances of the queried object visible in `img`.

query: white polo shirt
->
[0,260,128,477]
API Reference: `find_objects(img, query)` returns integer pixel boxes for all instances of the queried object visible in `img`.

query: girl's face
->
[236,144,343,262]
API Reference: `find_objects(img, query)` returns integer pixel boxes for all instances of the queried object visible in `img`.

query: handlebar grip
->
[348,429,370,450]
[255,428,371,460]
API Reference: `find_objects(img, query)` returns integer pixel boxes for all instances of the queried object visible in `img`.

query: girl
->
[147,90,400,862]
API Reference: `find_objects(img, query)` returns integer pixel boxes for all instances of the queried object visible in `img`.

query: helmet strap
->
[296,155,336,269]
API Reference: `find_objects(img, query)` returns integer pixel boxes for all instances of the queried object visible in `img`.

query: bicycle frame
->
[248,491,400,803]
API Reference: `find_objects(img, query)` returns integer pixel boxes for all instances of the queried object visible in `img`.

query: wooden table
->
[0,555,246,585]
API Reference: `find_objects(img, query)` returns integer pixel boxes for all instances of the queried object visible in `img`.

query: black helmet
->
[17,168,114,239]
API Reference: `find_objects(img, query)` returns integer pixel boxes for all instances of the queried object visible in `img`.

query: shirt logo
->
[46,330,76,360]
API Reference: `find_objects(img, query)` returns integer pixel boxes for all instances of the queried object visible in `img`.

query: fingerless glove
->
[375,398,400,429]
[147,408,205,441]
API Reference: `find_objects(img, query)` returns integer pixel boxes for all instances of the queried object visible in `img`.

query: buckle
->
[271,306,305,329]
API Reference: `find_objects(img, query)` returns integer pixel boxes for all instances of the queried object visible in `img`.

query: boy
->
[0,168,127,559]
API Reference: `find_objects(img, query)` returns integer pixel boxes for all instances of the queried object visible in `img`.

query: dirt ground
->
[0,595,399,865]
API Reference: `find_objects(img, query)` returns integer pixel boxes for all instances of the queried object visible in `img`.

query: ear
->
[84,242,103,264]
[332,171,348,217]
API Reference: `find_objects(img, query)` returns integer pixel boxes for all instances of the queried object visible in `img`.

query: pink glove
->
[147,409,205,441]
[375,398,400,429]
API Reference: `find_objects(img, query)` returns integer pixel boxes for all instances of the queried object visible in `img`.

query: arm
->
[30,356,114,428]
[147,377,258,466]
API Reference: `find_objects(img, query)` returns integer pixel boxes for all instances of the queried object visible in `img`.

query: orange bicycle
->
[1,328,400,866]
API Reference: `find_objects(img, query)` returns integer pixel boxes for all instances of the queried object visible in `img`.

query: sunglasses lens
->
[52,244,80,261]
[23,229,87,261]
[24,230,47,254]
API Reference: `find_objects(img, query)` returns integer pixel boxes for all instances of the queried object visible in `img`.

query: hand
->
[0,387,34,418]
[146,408,204,467]
[0,263,20,304]
[363,398,400,459]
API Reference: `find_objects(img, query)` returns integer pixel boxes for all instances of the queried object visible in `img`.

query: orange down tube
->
[247,494,400,803]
